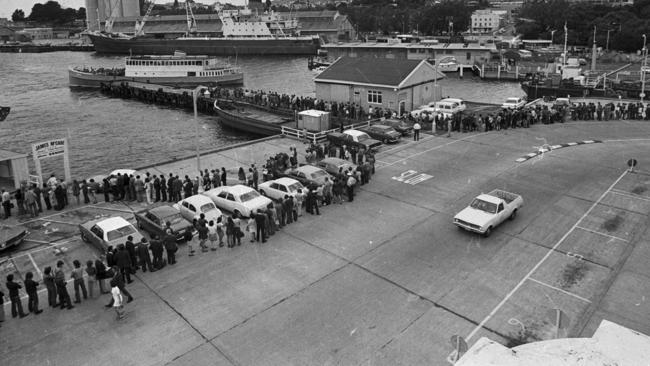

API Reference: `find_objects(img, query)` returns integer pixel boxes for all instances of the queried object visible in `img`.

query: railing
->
[280,120,375,144]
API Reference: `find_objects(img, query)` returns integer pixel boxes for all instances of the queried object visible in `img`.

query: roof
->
[0,149,27,161]
[149,205,180,217]
[320,157,349,164]
[96,216,131,231]
[183,194,214,205]
[274,177,301,185]
[344,129,370,137]
[315,57,430,88]
[322,41,497,52]
[296,165,324,173]
[476,193,502,205]
[213,184,254,195]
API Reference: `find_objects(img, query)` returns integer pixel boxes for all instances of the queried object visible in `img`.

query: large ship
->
[69,53,243,88]
[86,3,320,56]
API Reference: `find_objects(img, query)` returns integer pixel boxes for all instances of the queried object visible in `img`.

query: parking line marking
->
[575,225,629,242]
[528,278,592,303]
[465,169,628,342]
[610,190,650,202]
[27,252,42,279]
[515,158,527,163]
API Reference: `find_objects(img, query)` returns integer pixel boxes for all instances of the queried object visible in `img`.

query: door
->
[398,100,406,116]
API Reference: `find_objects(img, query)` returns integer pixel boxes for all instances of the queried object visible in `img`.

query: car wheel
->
[382,138,387,144]
[81,231,90,243]
[509,209,517,220]
[483,226,493,237]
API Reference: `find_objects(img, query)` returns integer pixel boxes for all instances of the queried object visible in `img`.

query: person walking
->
[24,272,43,315]
[85,260,97,298]
[43,266,58,307]
[114,244,133,284]
[105,267,133,307]
[137,238,155,272]
[95,256,109,294]
[111,281,125,321]
[6,274,28,318]
[71,259,88,303]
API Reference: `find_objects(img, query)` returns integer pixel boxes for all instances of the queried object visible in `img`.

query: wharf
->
[1,119,650,365]
[0,43,94,53]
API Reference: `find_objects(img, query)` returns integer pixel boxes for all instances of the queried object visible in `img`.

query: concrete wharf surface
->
[1,120,650,365]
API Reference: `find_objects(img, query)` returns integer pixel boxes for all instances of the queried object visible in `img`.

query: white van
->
[434,98,466,116]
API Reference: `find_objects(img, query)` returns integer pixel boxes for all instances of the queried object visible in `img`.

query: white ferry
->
[68,53,243,88]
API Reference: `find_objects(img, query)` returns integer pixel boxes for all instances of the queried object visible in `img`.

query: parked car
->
[453,189,524,237]
[327,129,382,151]
[315,157,357,176]
[0,225,27,251]
[175,194,223,224]
[410,106,435,119]
[134,205,193,242]
[439,98,467,112]
[283,165,332,188]
[359,124,401,144]
[258,177,305,201]
[202,185,272,218]
[434,98,466,117]
[79,216,144,251]
[502,97,526,109]
[87,168,138,193]
[381,119,413,136]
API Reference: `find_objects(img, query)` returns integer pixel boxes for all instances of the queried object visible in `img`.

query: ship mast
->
[135,0,157,36]
[185,0,198,35]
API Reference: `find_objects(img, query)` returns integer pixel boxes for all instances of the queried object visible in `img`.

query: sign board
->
[32,139,67,160]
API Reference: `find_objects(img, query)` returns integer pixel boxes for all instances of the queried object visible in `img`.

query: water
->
[0,51,524,178]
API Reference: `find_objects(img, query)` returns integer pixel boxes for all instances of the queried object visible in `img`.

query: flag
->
[0,107,10,122]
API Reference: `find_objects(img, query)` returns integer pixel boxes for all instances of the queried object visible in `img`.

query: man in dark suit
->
[124,236,138,271]
[282,196,293,224]
[164,223,178,264]
[137,238,155,272]
[167,174,174,202]
[173,176,183,202]
[160,175,167,202]
[255,209,267,243]
[153,176,161,202]
[149,235,165,269]
[114,244,133,284]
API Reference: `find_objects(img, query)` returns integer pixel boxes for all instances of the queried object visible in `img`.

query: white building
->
[470,9,506,34]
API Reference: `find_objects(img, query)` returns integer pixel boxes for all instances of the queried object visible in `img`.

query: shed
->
[314,57,445,116]
[0,149,30,191]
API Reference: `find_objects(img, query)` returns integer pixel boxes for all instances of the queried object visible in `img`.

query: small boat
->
[213,100,297,136]
[69,53,243,88]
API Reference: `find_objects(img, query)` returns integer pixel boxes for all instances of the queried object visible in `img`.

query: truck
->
[326,129,382,151]
[453,189,523,237]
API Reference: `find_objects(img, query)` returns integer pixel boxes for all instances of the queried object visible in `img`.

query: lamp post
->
[193,85,207,173]
[641,34,647,103]
[550,30,556,45]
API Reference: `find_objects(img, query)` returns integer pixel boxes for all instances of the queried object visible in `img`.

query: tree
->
[11,9,25,21]
[77,7,86,20]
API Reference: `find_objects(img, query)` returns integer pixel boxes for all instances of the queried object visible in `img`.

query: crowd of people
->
[0,141,377,324]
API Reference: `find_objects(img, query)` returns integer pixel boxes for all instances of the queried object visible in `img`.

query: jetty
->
[0,43,94,53]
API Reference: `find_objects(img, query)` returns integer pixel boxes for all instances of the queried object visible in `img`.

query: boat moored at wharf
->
[214,100,298,136]
[69,54,243,88]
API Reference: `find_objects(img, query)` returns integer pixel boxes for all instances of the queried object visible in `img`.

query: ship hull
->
[214,101,296,136]
[522,82,645,100]
[69,67,243,88]
[88,33,320,56]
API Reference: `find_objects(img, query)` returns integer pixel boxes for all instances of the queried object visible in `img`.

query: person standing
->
[150,235,165,269]
[6,274,28,318]
[33,183,43,213]
[137,238,155,272]
[159,174,167,202]
[197,220,209,253]
[24,272,43,315]
[71,260,87,303]
[252,165,259,190]
[167,174,174,202]
[255,209,267,243]
[346,173,356,202]
[111,282,125,321]
[125,236,138,272]
[85,260,97,298]
[81,180,90,204]
[95,256,109,294]
[88,179,99,204]
[102,178,110,203]
[153,175,161,202]
[43,266,58,307]
[208,221,219,251]
[144,178,153,204]
[216,216,225,247]
[114,244,133,284]
[1,188,11,219]
[135,176,145,203]
[220,167,227,187]
[24,187,38,218]
[72,179,81,205]
[164,223,178,264]
[54,184,65,211]
[0,289,5,324]
[42,183,52,210]
[186,222,196,256]
[246,216,257,242]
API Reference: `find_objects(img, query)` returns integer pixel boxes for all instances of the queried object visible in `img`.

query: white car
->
[79,216,144,251]
[174,194,223,224]
[439,98,467,112]
[453,189,523,237]
[410,106,435,119]
[502,97,526,109]
[202,184,272,218]
[258,177,305,201]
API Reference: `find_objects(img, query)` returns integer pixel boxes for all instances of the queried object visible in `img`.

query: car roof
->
[320,157,348,165]
[441,98,464,103]
[371,125,391,129]
[343,129,368,137]
[476,194,502,205]
[96,216,132,231]
[149,205,179,216]
[182,194,214,205]
[211,184,254,195]
[296,165,324,174]
[273,177,301,185]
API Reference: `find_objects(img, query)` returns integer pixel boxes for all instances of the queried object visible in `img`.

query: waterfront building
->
[314,57,444,115]
[470,9,506,34]
[322,40,496,66]
[0,26,16,43]
[284,10,356,42]
[18,28,54,40]
[0,150,30,192]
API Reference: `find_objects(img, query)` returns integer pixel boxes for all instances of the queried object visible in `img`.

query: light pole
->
[550,30,556,45]
[641,34,647,103]
[606,29,611,52]
[193,85,208,173]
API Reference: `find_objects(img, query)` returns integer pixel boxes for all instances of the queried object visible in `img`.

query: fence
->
[281,120,375,144]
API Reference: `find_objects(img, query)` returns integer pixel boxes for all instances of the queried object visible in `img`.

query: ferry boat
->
[68,54,243,88]
[86,5,319,56]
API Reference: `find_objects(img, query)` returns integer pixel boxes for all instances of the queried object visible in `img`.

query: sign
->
[392,170,433,185]
[627,159,638,168]
[32,139,67,160]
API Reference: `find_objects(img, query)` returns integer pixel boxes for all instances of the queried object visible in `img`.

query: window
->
[226,193,236,201]
[90,225,103,239]
[217,191,228,199]
[106,225,136,241]
[200,203,216,212]
[367,90,382,104]
[189,204,196,212]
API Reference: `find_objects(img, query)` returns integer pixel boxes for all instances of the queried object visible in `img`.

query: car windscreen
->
[239,191,260,202]
[163,213,185,225]
[200,203,216,213]
[356,133,369,141]
[470,199,497,214]
[106,225,137,241]
[288,182,303,192]
[311,170,328,179]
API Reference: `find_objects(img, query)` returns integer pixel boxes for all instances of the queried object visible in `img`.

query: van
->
[434,98,466,116]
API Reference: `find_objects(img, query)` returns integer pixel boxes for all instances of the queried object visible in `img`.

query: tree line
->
[11,1,85,25]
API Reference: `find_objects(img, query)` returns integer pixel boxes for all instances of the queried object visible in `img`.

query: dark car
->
[359,124,401,143]
[326,130,382,151]
[283,165,332,188]
[381,119,413,136]
[0,225,27,251]
[316,157,357,176]
[134,205,193,242]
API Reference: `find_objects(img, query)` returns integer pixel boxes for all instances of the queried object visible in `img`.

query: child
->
[24,272,43,314]
[111,283,125,321]
[185,224,195,256]
[216,216,225,247]
[208,220,218,251]
[71,259,87,303]
[246,215,257,243]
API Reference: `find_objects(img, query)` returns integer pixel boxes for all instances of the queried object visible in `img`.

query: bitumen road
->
[1,119,649,366]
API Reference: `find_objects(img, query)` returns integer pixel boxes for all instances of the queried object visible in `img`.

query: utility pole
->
[641,34,647,103]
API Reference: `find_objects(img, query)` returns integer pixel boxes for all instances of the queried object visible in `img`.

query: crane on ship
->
[185,0,199,35]
[134,0,157,36]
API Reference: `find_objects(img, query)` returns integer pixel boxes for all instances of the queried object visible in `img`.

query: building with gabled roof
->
[314,57,444,115]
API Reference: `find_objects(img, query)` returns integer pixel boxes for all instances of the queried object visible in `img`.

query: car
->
[87,169,138,193]
[343,129,383,149]
[134,205,193,242]
[315,157,357,176]
[434,98,466,116]
[359,124,401,144]
[175,194,224,224]
[410,106,435,119]
[79,216,144,251]
[453,189,524,237]
[0,225,27,251]
[326,130,382,151]
[202,185,272,218]
[502,97,526,109]
[258,177,306,201]
[283,165,332,188]
[381,119,413,136]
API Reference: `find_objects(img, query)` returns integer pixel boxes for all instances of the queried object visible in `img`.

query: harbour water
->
[0,51,525,178]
